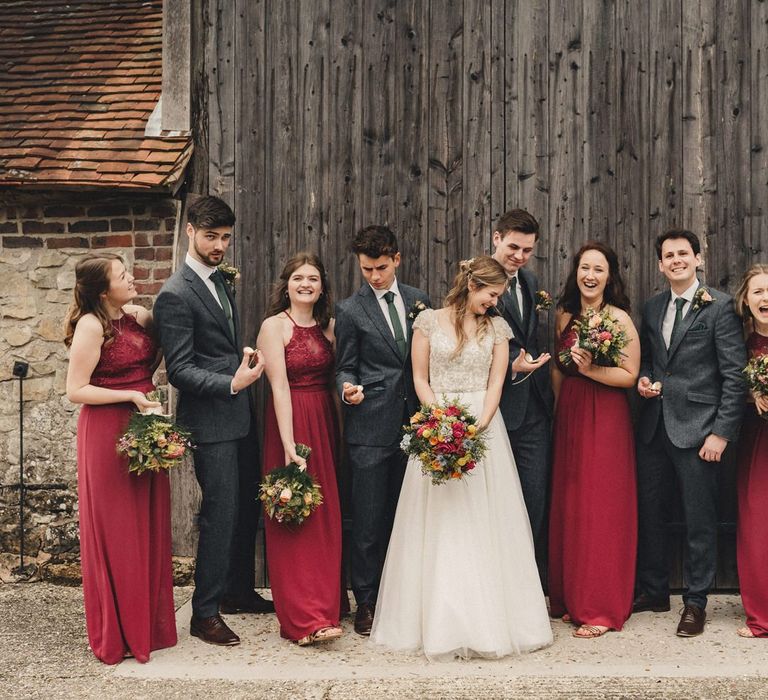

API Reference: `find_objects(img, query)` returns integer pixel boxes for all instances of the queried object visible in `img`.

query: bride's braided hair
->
[444,255,507,358]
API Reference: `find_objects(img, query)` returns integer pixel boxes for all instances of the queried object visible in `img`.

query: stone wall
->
[0,190,180,580]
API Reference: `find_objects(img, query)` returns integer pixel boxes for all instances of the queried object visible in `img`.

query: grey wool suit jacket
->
[154,264,252,444]
[335,282,431,447]
[497,267,554,431]
[637,284,747,449]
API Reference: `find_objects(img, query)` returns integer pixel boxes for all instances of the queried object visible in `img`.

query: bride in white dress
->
[370,256,553,660]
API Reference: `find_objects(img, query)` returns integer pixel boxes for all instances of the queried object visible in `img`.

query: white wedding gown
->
[370,310,553,660]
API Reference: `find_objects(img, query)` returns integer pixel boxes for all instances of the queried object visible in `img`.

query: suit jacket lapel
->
[357,284,402,361]
[182,265,237,348]
[501,286,525,339]
[654,290,671,362]
[520,270,537,340]
[667,301,704,360]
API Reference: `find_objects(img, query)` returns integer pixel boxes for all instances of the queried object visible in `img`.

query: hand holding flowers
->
[744,353,768,418]
[401,400,488,485]
[259,444,323,525]
[559,308,629,370]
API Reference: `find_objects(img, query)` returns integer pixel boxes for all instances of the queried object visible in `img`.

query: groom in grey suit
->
[634,229,746,637]
[335,225,430,636]
[155,196,272,647]
[491,209,553,572]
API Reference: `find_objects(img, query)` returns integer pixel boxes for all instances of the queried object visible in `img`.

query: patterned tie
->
[670,297,687,345]
[383,290,406,359]
[210,270,235,340]
[507,276,522,326]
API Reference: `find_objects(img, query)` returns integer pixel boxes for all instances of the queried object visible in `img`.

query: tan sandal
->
[737,626,756,638]
[573,624,609,639]
[296,625,343,646]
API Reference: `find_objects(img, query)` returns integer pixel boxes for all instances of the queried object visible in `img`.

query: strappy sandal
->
[572,624,609,639]
[737,626,756,638]
[296,625,343,646]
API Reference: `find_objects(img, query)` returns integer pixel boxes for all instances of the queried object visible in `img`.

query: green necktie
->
[383,290,406,359]
[670,297,687,343]
[210,270,235,340]
[507,276,522,325]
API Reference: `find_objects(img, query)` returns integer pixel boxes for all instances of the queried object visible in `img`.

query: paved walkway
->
[1,583,767,699]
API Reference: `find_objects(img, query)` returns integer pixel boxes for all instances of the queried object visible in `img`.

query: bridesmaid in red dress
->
[65,253,177,664]
[548,241,640,638]
[734,264,768,639]
[257,252,344,646]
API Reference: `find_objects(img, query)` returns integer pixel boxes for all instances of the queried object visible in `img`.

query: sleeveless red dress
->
[76,314,176,664]
[548,318,637,629]
[737,331,768,637]
[262,319,344,640]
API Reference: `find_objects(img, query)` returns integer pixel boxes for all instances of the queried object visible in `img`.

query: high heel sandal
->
[296,625,344,646]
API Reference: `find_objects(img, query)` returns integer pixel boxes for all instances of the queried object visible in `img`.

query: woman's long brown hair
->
[265,251,333,328]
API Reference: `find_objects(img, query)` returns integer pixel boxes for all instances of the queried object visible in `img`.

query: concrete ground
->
[1,583,767,699]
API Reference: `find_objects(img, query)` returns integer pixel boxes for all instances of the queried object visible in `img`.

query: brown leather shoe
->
[190,614,241,646]
[220,591,275,614]
[632,593,671,613]
[354,602,375,636]
[676,604,706,637]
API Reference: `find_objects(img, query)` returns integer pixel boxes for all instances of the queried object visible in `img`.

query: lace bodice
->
[413,309,513,393]
[283,322,334,391]
[90,313,157,392]
[747,331,768,359]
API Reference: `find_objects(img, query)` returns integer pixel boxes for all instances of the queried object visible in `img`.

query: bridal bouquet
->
[558,308,629,367]
[259,444,323,526]
[117,396,193,475]
[400,400,488,485]
[744,353,768,418]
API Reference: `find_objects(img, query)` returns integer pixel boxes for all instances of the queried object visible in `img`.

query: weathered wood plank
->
[489,0,505,229]
[648,0,681,295]
[681,0,716,275]
[427,0,463,300]
[394,0,430,285]
[615,0,649,311]
[463,0,491,257]
[751,0,768,264]
[582,0,616,244]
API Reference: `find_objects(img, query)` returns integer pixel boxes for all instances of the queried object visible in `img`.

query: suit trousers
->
[636,420,719,609]
[191,435,258,618]
[348,442,407,606]
[506,391,551,570]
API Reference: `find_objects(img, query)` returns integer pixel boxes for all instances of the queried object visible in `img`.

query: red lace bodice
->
[90,314,157,391]
[748,331,768,359]
[284,322,334,391]
[555,317,581,377]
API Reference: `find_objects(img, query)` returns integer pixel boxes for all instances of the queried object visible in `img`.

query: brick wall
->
[0,190,181,580]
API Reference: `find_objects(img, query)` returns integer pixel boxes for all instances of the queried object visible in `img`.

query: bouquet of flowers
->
[744,354,768,419]
[400,400,488,485]
[117,397,193,475]
[258,444,323,526]
[558,308,629,367]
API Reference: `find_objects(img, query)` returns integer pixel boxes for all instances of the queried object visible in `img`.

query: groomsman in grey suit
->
[155,196,273,647]
[335,226,430,636]
[492,209,553,569]
[634,229,746,637]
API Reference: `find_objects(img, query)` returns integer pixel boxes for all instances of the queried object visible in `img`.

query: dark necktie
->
[507,276,522,326]
[383,291,406,359]
[670,297,687,344]
[210,270,235,340]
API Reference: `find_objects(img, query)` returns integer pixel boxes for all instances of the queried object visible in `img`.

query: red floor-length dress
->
[76,314,177,664]
[548,318,638,630]
[737,331,768,637]
[263,319,344,640]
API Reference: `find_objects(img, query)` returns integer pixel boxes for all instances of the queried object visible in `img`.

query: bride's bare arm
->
[478,337,509,429]
[411,328,436,406]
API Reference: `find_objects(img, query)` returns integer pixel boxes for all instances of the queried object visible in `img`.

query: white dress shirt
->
[508,272,525,319]
[185,253,225,308]
[662,279,700,348]
[372,278,408,341]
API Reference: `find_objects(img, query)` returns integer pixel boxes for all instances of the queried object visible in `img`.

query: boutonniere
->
[217,262,240,294]
[691,286,714,311]
[408,300,427,320]
[535,290,554,311]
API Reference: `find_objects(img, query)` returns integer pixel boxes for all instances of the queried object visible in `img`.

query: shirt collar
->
[371,277,401,301]
[186,253,217,281]
[671,278,700,304]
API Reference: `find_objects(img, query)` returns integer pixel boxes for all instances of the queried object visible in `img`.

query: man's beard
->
[194,240,223,267]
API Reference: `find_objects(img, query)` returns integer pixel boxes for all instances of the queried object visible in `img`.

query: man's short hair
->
[187,196,236,230]
[654,229,701,260]
[350,225,399,258]
[494,209,540,240]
